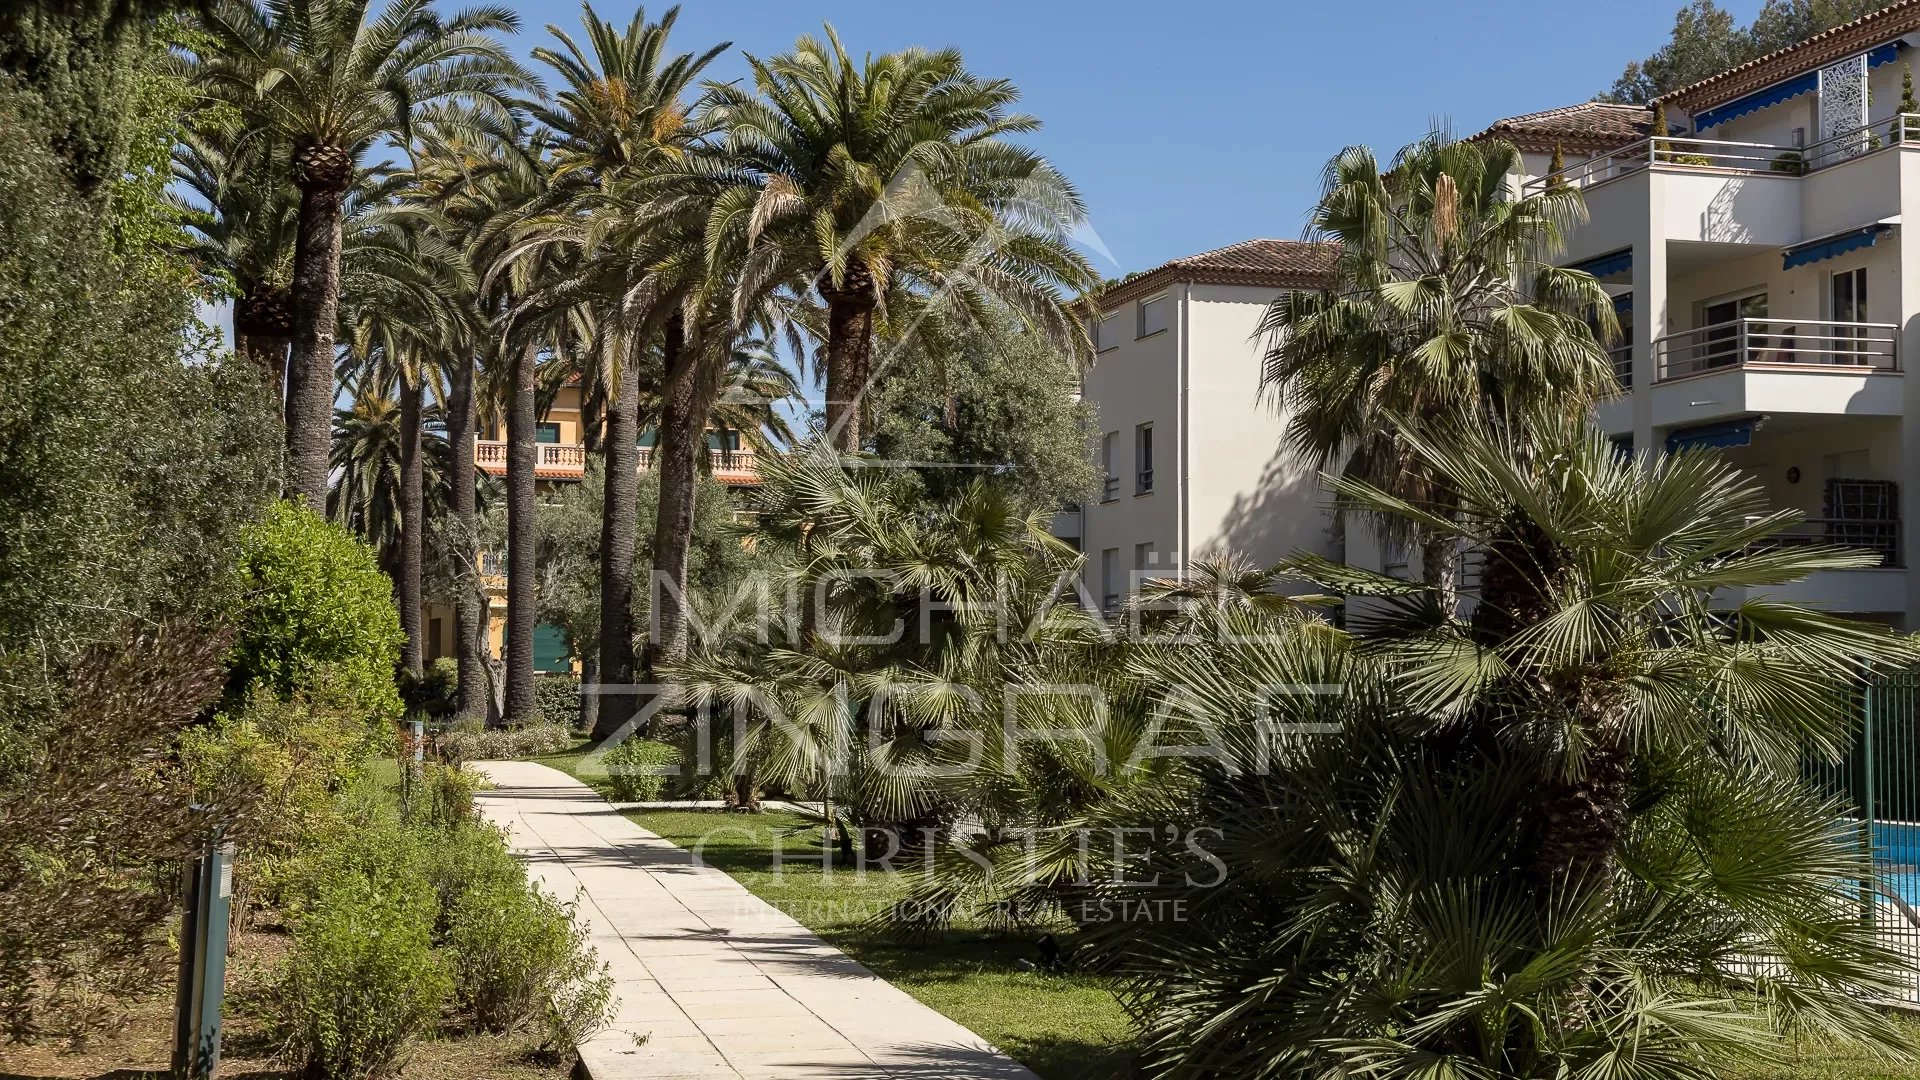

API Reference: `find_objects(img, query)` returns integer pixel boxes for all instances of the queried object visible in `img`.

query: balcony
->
[636,446,764,486]
[475,440,764,485]
[1751,516,1902,567]
[474,440,588,480]
[1655,318,1898,382]
[1521,114,1920,196]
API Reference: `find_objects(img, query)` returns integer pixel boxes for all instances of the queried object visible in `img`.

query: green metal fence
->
[1807,669,1920,1001]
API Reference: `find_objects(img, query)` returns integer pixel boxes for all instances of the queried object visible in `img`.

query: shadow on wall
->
[1206,438,1338,580]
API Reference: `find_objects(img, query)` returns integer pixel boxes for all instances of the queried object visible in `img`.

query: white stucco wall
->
[1183,284,1338,570]
[1079,293,1179,602]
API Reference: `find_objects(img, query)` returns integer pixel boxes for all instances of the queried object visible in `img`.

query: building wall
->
[1079,291,1180,603]
[1720,417,1901,517]
[1184,284,1338,570]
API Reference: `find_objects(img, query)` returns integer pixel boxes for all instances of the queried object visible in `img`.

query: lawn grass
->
[1720,1013,1920,1080]
[624,808,1136,1080]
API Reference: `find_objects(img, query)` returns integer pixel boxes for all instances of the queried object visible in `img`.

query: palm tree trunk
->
[286,183,344,505]
[1470,518,1629,887]
[645,314,722,674]
[397,370,425,678]
[593,340,641,740]
[577,653,599,734]
[446,352,487,726]
[821,265,877,454]
[504,342,540,726]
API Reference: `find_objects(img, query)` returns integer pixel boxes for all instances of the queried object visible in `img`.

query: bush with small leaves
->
[532,675,581,729]
[602,739,681,802]
[438,721,573,762]
[271,822,449,1080]
[445,876,606,1035]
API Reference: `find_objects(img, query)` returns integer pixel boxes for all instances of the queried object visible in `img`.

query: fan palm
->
[708,27,1097,452]
[1065,612,1911,1078]
[1284,406,1915,900]
[667,448,1086,824]
[194,0,530,504]
[1258,133,1617,607]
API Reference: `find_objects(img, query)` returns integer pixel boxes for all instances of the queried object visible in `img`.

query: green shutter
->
[532,622,572,673]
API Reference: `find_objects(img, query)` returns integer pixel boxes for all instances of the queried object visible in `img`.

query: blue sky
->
[501,0,1771,276]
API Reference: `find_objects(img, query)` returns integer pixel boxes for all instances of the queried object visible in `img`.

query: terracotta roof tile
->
[1660,0,1920,112]
[1089,239,1336,311]
[1473,101,1653,154]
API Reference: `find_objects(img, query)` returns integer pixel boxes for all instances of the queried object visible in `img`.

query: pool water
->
[1873,821,1920,906]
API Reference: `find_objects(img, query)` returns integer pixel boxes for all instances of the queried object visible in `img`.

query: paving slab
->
[472,760,1039,1080]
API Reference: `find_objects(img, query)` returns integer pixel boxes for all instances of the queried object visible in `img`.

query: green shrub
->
[445,877,605,1036]
[411,762,480,834]
[439,722,573,762]
[532,675,580,728]
[422,820,524,938]
[1770,150,1805,174]
[401,657,459,719]
[272,813,448,1080]
[602,739,681,802]
[226,501,404,727]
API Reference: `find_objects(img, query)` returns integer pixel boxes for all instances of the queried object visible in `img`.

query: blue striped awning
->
[1570,248,1632,279]
[1666,418,1760,453]
[1782,224,1890,269]
[1612,291,1633,313]
[1695,42,1900,130]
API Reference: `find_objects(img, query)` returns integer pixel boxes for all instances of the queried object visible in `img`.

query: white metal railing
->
[1522,114,1920,194]
[1608,346,1632,393]
[1654,318,1898,380]
[1750,517,1902,567]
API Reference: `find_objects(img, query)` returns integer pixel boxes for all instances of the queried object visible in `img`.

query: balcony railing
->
[475,439,763,484]
[1654,318,1898,381]
[1609,345,1632,392]
[636,445,762,483]
[474,440,589,478]
[1520,114,1920,194]
[1752,517,1902,567]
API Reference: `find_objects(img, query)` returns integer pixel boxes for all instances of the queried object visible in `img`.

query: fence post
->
[1864,680,1880,931]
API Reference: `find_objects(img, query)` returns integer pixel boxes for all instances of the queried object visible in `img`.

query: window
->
[1100,548,1120,612]
[1133,542,1155,586]
[535,422,561,444]
[1700,290,1767,368]
[1135,423,1154,494]
[1137,295,1168,338]
[1101,431,1120,501]
[1831,267,1869,358]
[1095,313,1121,352]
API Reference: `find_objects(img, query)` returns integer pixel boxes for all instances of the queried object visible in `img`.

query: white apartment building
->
[1064,240,1340,608]
[1074,0,1920,626]
[1533,2,1920,624]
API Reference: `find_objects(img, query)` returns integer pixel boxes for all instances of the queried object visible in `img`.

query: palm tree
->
[524,2,727,737]
[1258,133,1617,608]
[195,0,529,504]
[172,123,299,396]
[708,27,1097,453]
[340,209,468,676]
[640,338,799,457]
[1286,405,1915,900]
[670,448,1085,822]
[410,134,539,724]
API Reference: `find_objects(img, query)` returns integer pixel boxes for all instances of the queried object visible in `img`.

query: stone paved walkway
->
[471,760,1040,1080]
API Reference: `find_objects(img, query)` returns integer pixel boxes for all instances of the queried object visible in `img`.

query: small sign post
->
[172,825,233,1080]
